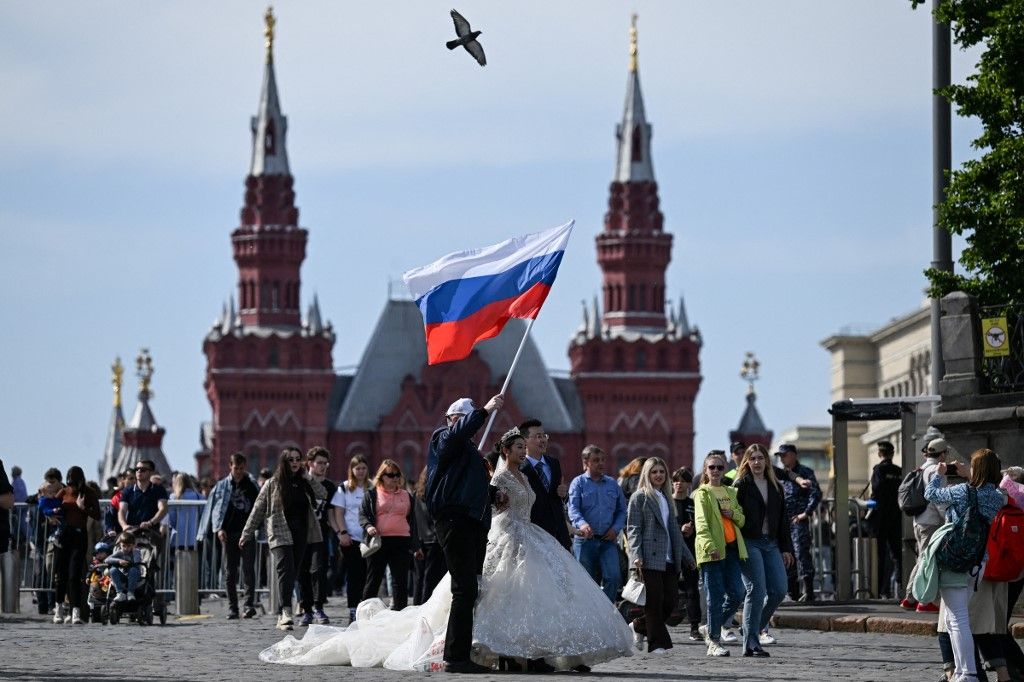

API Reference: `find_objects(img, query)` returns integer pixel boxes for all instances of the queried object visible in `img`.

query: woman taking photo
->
[241,447,326,631]
[52,466,101,625]
[694,451,746,657]
[626,457,695,654]
[923,448,1005,682]
[330,453,371,624]
[732,444,794,657]
[359,459,419,612]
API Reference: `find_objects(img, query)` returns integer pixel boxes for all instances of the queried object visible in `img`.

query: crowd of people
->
[3,405,1022,679]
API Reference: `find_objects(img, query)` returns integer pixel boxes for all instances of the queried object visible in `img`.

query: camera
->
[946,463,959,477]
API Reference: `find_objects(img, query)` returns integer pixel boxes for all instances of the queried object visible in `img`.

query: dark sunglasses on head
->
[382,472,401,479]
[706,465,725,471]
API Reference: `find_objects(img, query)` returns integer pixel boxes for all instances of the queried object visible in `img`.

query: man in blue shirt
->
[118,460,169,537]
[567,445,627,602]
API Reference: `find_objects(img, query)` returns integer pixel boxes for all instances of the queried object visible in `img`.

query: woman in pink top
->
[359,460,420,610]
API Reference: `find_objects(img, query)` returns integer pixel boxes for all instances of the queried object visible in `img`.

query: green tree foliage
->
[916,0,1024,305]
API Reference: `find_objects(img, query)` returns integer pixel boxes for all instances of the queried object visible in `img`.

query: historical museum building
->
[196,15,703,481]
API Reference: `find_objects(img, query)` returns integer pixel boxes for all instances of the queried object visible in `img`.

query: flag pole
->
[479,317,536,449]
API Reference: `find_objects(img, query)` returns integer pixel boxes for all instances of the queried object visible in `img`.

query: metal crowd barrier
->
[806,496,885,601]
[3,500,272,615]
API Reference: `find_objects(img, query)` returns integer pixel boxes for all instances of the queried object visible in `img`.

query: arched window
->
[657,348,667,370]
[613,347,625,371]
[636,348,647,370]
[261,282,270,310]
[631,125,643,162]
[638,284,647,311]
[628,285,636,310]
[268,344,279,368]
[272,282,280,310]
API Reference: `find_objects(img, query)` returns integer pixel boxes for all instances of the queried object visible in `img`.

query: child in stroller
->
[86,541,113,622]
[103,529,167,625]
[106,531,142,602]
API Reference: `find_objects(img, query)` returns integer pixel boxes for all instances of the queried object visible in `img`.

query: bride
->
[259,427,634,670]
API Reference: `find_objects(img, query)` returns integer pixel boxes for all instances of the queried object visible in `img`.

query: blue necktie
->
[536,460,549,489]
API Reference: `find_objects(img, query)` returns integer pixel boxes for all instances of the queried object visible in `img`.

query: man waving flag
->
[403,220,575,365]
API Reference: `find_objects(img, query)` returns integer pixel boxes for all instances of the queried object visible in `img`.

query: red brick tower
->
[198,9,335,479]
[569,16,702,472]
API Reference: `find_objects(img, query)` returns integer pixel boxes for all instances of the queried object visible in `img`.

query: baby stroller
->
[85,555,112,624]
[105,531,168,626]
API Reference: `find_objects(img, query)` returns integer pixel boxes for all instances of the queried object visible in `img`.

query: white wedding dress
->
[259,463,634,670]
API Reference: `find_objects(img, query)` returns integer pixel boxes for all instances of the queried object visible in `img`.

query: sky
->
[0,2,982,488]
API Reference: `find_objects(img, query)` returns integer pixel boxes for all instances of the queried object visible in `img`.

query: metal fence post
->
[0,550,20,613]
[175,548,200,615]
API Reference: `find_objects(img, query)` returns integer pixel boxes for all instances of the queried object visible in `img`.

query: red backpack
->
[984,500,1024,582]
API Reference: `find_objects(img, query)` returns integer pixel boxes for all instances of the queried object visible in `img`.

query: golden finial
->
[111,357,124,408]
[740,352,761,395]
[263,6,276,64]
[628,13,638,73]
[136,348,154,397]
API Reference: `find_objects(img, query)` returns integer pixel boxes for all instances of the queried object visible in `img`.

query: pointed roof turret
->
[221,295,237,335]
[99,357,127,482]
[249,6,289,177]
[576,300,589,337]
[729,352,773,448]
[307,294,324,334]
[676,294,691,336]
[614,14,654,183]
[589,295,602,339]
[113,349,171,478]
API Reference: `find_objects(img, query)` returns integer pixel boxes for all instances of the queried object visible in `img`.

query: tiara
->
[501,427,521,442]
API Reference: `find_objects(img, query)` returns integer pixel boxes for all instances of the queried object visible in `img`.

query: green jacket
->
[693,484,747,565]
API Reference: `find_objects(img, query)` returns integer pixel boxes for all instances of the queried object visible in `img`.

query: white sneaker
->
[277,612,294,631]
[53,604,65,624]
[71,608,83,625]
[114,592,128,603]
[650,648,668,655]
[720,627,738,643]
[629,621,645,650]
[758,631,776,646]
[697,624,709,642]
[707,641,730,657]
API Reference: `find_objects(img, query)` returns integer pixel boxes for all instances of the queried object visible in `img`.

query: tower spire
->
[615,14,653,183]
[250,7,289,178]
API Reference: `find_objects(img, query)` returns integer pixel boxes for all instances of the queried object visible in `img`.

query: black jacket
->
[358,487,420,551]
[522,458,571,549]
[426,408,495,526]
[734,472,793,554]
[870,459,903,516]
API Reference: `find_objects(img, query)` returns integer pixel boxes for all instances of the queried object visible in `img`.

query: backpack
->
[983,501,1024,582]
[935,486,990,574]
[898,468,928,517]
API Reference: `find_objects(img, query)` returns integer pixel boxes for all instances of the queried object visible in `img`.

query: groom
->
[427,394,506,674]
[520,418,571,550]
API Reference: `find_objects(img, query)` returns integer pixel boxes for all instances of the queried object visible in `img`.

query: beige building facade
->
[820,304,935,492]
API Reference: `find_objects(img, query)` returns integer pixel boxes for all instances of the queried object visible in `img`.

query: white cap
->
[445,398,475,417]
[926,438,949,455]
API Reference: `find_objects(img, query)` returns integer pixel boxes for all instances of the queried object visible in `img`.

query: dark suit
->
[522,457,571,550]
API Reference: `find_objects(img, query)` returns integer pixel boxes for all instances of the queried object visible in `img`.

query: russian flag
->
[403,220,574,365]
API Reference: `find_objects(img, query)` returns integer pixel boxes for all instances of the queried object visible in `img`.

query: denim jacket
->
[198,474,259,537]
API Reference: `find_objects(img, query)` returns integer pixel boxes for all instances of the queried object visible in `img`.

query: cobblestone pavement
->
[3,598,938,681]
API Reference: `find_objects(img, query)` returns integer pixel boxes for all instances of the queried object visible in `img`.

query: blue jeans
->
[109,566,141,595]
[700,544,744,642]
[573,537,620,602]
[740,536,788,651]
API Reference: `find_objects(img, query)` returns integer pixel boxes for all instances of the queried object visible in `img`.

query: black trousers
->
[679,563,701,628]
[271,534,307,612]
[874,522,902,598]
[635,565,678,652]
[436,514,487,663]
[223,531,256,610]
[53,527,87,611]
[340,542,367,609]
[414,542,447,605]
[363,536,412,611]
[299,541,329,611]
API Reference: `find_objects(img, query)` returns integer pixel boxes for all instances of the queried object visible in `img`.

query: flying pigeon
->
[446,9,486,66]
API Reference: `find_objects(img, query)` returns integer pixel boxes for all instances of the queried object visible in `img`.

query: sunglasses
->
[382,472,401,479]
[706,465,725,471]
[134,467,151,473]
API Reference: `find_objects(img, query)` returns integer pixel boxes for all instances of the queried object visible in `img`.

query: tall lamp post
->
[931,0,953,393]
